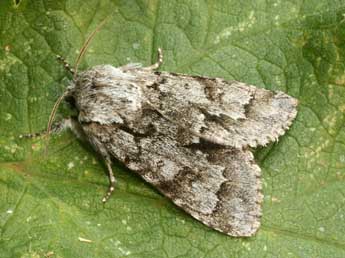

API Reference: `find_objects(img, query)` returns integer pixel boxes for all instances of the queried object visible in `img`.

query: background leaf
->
[1,0,345,257]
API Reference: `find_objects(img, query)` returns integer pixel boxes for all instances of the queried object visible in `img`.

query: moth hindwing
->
[48,48,298,237]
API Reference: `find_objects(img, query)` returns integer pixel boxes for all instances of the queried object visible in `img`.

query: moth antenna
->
[73,17,110,80]
[45,90,69,144]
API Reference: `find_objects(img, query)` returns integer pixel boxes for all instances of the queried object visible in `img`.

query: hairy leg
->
[102,156,117,203]
[20,117,118,203]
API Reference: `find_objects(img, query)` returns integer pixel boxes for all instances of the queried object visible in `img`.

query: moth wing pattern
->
[75,66,298,149]
[81,112,263,237]
[140,72,298,148]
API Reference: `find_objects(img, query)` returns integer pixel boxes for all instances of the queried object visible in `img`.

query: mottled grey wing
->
[142,72,298,148]
[82,112,262,236]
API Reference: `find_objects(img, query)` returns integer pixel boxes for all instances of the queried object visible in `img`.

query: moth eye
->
[65,95,76,108]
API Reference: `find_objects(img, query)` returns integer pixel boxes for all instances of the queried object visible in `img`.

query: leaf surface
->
[1,1,345,257]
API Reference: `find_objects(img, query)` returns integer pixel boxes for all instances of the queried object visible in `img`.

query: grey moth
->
[25,23,298,237]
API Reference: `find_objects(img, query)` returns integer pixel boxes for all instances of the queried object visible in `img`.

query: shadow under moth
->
[23,22,298,237]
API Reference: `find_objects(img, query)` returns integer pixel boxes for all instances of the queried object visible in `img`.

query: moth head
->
[46,18,109,138]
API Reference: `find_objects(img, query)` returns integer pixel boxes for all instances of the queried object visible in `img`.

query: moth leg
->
[102,156,117,203]
[19,117,83,139]
[56,55,75,76]
[145,48,163,70]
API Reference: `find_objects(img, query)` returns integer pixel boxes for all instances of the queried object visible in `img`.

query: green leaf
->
[1,0,345,257]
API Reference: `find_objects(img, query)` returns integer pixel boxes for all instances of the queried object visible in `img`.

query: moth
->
[23,22,298,237]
